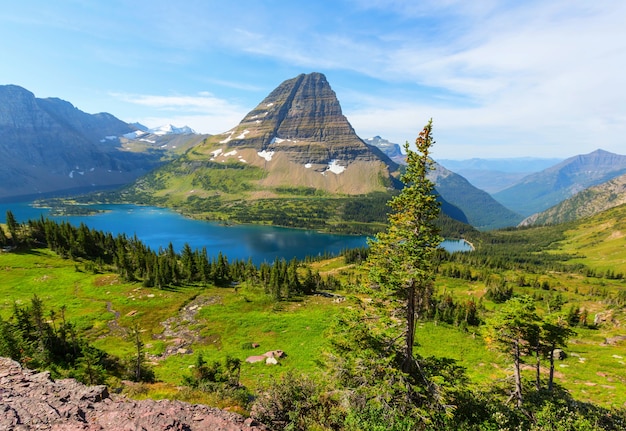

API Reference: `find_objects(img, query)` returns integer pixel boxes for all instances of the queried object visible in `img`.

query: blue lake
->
[0,202,471,264]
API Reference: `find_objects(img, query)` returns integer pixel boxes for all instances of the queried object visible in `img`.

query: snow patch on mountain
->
[151,124,196,136]
[123,130,148,139]
[220,132,234,144]
[122,124,195,140]
[326,160,345,174]
[258,150,275,161]
[236,130,249,139]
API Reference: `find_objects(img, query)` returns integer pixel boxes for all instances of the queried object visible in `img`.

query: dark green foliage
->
[485,282,514,303]
[184,354,249,405]
[6,210,19,245]
[251,372,337,431]
[0,223,8,247]
[0,295,117,384]
[341,246,369,265]
[367,120,442,372]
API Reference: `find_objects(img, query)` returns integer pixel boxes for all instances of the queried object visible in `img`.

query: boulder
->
[0,357,268,430]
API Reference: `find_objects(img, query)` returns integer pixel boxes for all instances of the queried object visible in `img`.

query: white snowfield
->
[326,160,346,174]
[257,150,275,161]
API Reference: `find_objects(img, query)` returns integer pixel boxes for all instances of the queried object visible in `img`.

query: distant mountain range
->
[429,163,523,230]
[493,149,626,217]
[438,157,563,194]
[3,77,626,233]
[521,172,626,226]
[0,84,199,201]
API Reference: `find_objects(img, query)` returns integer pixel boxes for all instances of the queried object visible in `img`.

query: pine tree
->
[367,119,442,373]
[5,210,19,246]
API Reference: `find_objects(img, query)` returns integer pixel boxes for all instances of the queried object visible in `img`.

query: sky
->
[1,0,625,160]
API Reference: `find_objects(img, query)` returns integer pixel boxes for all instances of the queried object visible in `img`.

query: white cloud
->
[111,91,248,134]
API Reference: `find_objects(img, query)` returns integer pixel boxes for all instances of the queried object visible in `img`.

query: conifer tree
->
[5,210,19,246]
[484,295,539,408]
[367,119,442,373]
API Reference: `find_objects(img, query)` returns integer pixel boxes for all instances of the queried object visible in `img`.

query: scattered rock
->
[246,350,286,364]
[604,335,626,346]
[553,349,566,360]
[265,357,278,365]
[0,357,268,430]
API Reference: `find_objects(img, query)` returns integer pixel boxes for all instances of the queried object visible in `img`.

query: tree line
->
[1,211,341,299]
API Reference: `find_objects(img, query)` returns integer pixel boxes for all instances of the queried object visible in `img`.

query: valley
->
[2,76,626,430]
[1,201,626,429]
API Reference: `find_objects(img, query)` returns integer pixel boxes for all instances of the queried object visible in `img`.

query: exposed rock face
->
[0,85,164,200]
[167,72,398,195]
[0,357,267,430]
[222,73,392,166]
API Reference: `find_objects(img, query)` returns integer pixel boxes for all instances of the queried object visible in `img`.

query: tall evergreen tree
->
[5,210,19,246]
[367,119,442,373]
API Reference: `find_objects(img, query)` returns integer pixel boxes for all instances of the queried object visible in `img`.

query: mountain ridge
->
[0,85,159,200]
[521,172,626,226]
[493,149,626,216]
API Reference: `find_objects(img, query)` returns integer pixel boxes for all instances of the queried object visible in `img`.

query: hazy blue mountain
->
[430,163,523,230]
[493,149,626,217]
[521,172,626,226]
[438,157,563,193]
[366,135,523,229]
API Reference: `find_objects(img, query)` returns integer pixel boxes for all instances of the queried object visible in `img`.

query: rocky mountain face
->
[493,149,626,217]
[0,85,171,200]
[0,357,267,430]
[521,172,626,226]
[155,72,399,196]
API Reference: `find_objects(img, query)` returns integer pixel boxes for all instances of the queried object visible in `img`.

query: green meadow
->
[2,241,626,410]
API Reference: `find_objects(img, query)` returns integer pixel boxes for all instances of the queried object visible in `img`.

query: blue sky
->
[1,1,625,159]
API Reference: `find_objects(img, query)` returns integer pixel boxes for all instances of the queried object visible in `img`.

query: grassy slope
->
[2,247,625,409]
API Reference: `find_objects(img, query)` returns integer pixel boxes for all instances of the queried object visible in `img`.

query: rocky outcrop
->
[364,136,406,165]
[0,357,267,430]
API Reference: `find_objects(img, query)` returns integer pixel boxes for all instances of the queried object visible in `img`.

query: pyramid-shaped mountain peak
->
[240,72,358,145]
[153,72,399,196]
[209,72,393,168]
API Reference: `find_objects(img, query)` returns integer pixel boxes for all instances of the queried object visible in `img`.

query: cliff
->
[0,357,267,430]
